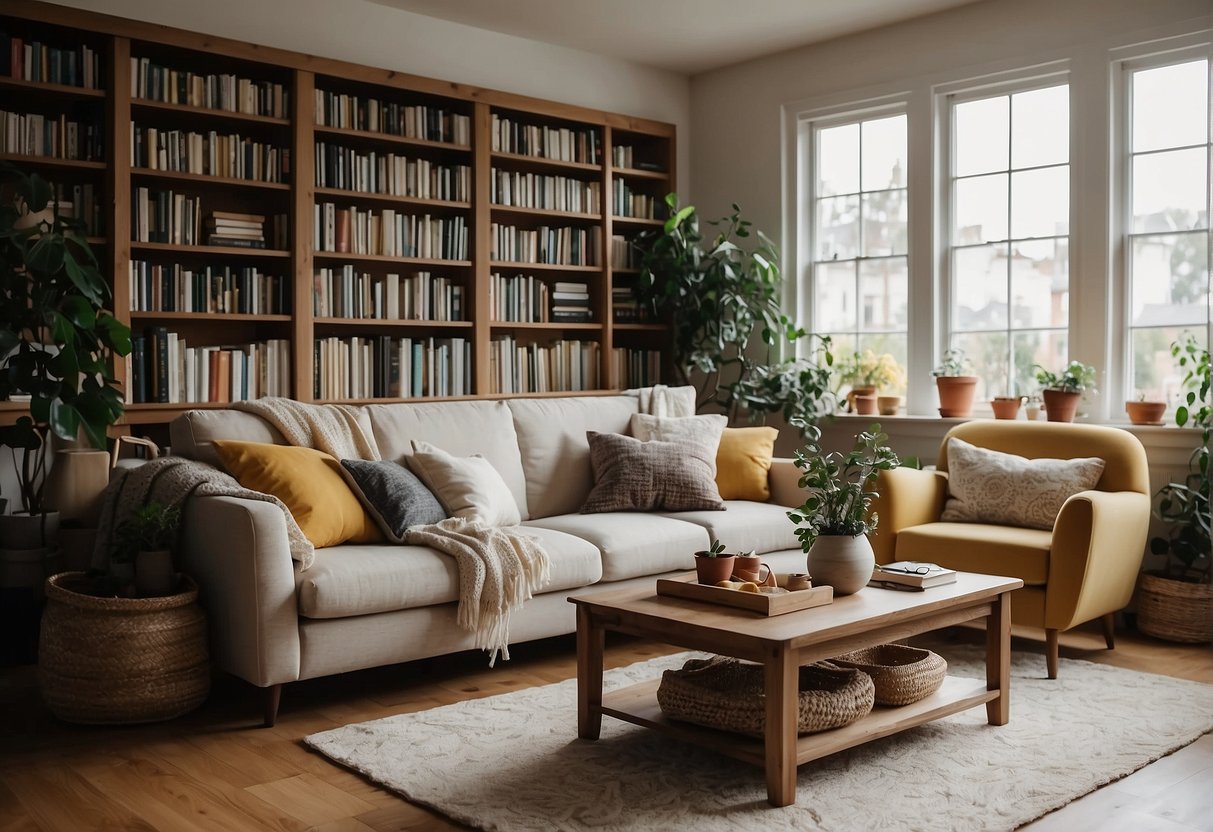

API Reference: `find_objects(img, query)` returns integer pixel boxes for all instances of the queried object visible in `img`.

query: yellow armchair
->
[870,421,1151,678]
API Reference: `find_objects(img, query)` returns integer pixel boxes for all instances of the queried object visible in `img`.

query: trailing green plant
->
[1033,360,1097,393]
[1149,334,1210,584]
[786,420,900,551]
[634,194,835,429]
[931,348,973,377]
[0,163,131,515]
[698,538,727,558]
[110,502,182,565]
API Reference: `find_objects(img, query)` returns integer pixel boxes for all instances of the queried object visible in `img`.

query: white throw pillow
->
[630,413,728,474]
[407,440,522,526]
[941,437,1106,531]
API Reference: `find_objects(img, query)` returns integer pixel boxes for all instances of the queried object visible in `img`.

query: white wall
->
[51,0,691,191]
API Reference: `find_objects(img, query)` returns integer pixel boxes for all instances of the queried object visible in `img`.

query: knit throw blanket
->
[94,456,316,570]
[404,517,551,666]
[233,397,380,461]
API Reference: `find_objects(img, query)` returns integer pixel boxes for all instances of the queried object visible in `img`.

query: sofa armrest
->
[767,458,804,508]
[1046,490,1151,631]
[868,468,949,564]
[180,495,300,688]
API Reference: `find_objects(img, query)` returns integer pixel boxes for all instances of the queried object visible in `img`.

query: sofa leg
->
[262,683,283,728]
[1101,613,1116,650]
[1045,629,1059,679]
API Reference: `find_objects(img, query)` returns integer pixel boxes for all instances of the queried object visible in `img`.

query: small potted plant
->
[694,539,735,585]
[1033,361,1097,423]
[932,348,978,417]
[837,350,905,415]
[111,501,182,597]
[1024,394,1043,421]
[1126,393,1166,426]
[990,395,1024,420]
[786,421,900,595]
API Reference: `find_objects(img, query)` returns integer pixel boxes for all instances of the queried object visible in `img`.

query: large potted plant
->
[786,421,900,595]
[1033,360,1097,423]
[932,348,978,417]
[635,195,834,430]
[1140,335,1211,643]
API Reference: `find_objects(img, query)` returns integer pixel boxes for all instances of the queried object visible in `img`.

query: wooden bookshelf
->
[0,0,675,425]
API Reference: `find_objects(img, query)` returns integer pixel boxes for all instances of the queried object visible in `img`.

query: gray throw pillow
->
[582,431,725,513]
[339,458,447,542]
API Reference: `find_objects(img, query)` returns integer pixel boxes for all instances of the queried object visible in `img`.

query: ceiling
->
[371,0,982,74]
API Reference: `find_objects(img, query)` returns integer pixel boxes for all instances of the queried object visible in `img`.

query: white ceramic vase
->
[807,534,874,596]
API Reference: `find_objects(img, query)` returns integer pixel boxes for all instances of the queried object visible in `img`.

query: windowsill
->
[826,412,1200,444]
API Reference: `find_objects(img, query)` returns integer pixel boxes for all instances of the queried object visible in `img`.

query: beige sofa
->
[169,393,809,724]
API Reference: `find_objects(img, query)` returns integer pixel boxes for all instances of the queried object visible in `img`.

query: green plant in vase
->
[932,347,978,417]
[109,501,182,597]
[1033,360,1097,423]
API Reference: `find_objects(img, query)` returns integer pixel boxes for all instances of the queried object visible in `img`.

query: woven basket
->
[827,644,947,706]
[1137,573,1213,644]
[656,656,875,736]
[39,572,210,724]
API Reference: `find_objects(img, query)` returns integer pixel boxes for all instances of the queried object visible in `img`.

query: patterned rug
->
[305,645,1213,831]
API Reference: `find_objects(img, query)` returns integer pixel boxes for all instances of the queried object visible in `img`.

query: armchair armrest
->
[1046,490,1151,631]
[180,495,301,688]
[767,458,804,508]
[868,468,949,564]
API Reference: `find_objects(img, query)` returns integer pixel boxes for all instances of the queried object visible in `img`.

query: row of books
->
[130,329,290,403]
[490,223,600,266]
[2,36,102,89]
[613,347,661,388]
[313,267,464,321]
[489,275,592,323]
[130,57,290,118]
[129,261,288,315]
[314,90,471,146]
[0,111,102,160]
[610,145,664,172]
[313,203,468,260]
[610,234,642,269]
[489,336,600,394]
[314,335,472,400]
[314,143,470,201]
[131,125,290,183]
[132,191,288,248]
[490,114,600,164]
[612,285,652,323]
[612,180,657,219]
[42,184,102,236]
[490,170,600,214]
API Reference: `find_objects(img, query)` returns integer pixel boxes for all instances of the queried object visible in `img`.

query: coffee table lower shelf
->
[601,674,995,768]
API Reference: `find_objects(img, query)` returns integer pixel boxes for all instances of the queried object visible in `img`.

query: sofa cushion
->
[170,409,287,467]
[506,394,639,519]
[631,413,728,466]
[895,522,1051,585]
[407,441,521,526]
[715,426,779,501]
[658,500,801,555]
[366,400,530,519]
[582,431,725,513]
[524,512,709,582]
[339,458,447,543]
[297,526,602,619]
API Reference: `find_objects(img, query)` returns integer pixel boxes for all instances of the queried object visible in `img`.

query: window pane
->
[818,123,860,196]
[856,333,908,395]
[1010,239,1069,328]
[955,95,1009,176]
[953,243,1008,331]
[1012,85,1069,168]
[1131,327,1207,402]
[1014,330,1067,398]
[955,173,1008,244]
[814,261,857,331]
[862,189,907,256]
[1011,166,1069,239]
[861,115,907,191]
[1132,147,1209,233]
[816,194,860,260]
[1130,233,1210,327]
[859,257,907,331]
[951,331,1008,401]
[1132,60,1209,153]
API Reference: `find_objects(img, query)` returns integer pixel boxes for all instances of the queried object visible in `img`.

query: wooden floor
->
[0,620,1210,832]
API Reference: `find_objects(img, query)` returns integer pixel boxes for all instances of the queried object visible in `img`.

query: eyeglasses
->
[883,563,936,575]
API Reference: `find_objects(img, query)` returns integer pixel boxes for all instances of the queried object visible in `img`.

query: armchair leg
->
[1045,629,1059,679]
[262,683,283,728]
[1101,613,1116,650]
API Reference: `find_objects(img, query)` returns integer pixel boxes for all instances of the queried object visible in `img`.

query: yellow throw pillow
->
[212,441,382,548]
[715,426,778,501]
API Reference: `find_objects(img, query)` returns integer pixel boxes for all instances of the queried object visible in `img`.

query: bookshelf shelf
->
[0,152,105,170]
[490,205,601,222]
[129,312,292,322]
[130,242,291,258]
[130,168,291,190]
[313,187,469,210]
[313,317,473,328]
[130,98,291,126]
[0,76,106,99]
[612,166,669,181]
[313,124,470,154]
[613,323,665,331]
[490,322,603,331]
[489,261,602,273]
[490,151,600,175]
[312,251,473,267]
[612,216,663,227]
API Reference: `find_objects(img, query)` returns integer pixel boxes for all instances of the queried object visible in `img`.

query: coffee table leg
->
[986,591,1011,725]
[576,605,604,740]
[764,646,799,806]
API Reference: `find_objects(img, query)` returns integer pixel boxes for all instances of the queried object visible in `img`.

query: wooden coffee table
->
[569,571,1023,807]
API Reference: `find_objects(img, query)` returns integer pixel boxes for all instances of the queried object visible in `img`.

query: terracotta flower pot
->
[854,394,878,415]
[1042,388,1081,422]
[846,385,877,413]
[935,376,978,417]
[990,397,1023,420]
[877,395,901,416]
[694,554,735,585]
[1125,400,1166,426]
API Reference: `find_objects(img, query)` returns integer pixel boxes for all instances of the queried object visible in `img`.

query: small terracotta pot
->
[936,376,978,417]
[877,395,901,416]
[1125,400,1166,426]
[733,554,774,586]
[695,554,735,585]
[990,397,1023,420]
[1042,388,1081,422]
[846,385,877,413]
[1025,404,1042,421]
[854,394,878,415]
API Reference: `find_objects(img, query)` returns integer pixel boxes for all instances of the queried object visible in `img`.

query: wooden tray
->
[656,577,833,616]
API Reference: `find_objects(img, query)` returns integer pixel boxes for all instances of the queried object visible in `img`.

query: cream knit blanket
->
[233,397,380,460]
[404,517,551,666]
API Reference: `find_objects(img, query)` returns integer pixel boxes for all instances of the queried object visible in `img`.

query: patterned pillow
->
[630,413,728,473]
[339,459,447,543]
[582,431,725,513]
[941,437,1105,530]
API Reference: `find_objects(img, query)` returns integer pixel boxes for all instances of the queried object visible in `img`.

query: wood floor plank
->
[246,774,378,826]
[307,818,379,832]
[3,765,157,832]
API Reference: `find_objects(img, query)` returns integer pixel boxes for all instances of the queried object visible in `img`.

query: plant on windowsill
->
[1033,361,1097,423]
[836,350,905,415]
[1125,392,1167,426]
[786,420,900,596]
[931,348,978,417]
[1140,335,1211,643]
[634,194,835,431]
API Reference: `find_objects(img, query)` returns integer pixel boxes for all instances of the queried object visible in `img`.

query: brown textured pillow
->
[582,431,725,513]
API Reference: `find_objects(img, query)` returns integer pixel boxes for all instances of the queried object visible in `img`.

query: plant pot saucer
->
[938,408,969,418]
[1132,420,1165,427]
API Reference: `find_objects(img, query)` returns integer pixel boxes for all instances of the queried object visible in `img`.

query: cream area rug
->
[305,646,1213,832]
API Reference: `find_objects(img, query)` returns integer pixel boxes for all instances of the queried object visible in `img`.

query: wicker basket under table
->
[827,643,947,706]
